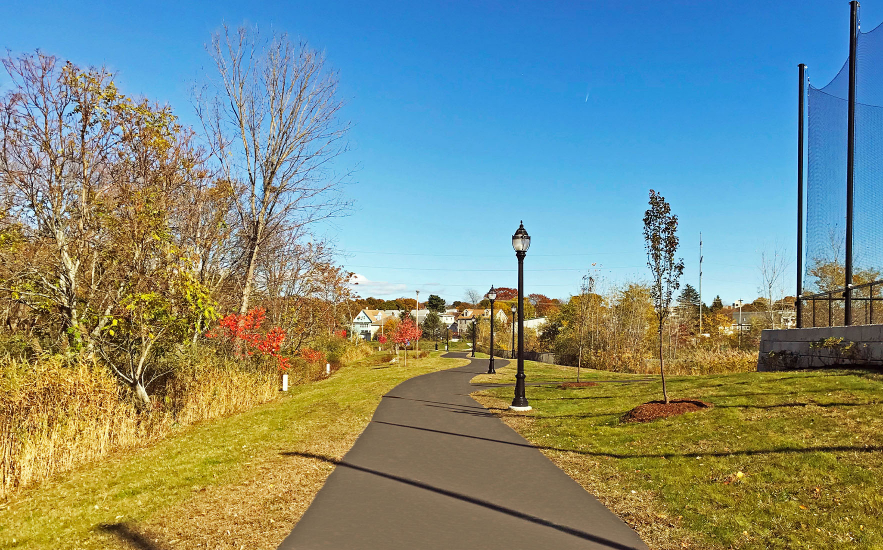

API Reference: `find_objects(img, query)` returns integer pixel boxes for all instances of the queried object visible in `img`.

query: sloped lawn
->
[472,360,883,549]
[0,352,468,550]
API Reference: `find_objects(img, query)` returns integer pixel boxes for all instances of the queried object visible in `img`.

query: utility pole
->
[699,232,703,336]
[415,290,420,351]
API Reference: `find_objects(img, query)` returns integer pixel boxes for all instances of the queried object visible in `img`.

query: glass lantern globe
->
[512,221,531,252]
[487,286,497,301]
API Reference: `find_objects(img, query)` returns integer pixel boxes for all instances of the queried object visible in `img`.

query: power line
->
[347,265,644,272]
[341,249,636,258]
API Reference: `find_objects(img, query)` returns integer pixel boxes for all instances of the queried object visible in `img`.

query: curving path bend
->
[277,352,647,549]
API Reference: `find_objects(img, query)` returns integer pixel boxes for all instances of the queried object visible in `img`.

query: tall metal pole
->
[415,290,420,350]
[511,307,516,359]
[797,63,806,328]
[845,0,859,326]
[511,251,529,409]
[488,296,496,374]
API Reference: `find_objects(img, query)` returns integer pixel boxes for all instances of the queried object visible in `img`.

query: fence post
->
[829,291,833,327]
[797,63,806,328]
[845,0,859,326]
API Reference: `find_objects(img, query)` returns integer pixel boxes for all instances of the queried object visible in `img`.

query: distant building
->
[455,308,508,335]
[523,317,548,333]
[728,309,796,333]
[351,308,460,341]
[350,309,401,341]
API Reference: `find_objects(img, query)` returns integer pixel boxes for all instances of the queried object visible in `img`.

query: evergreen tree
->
[421,311,444,341]
[426,294,446,313]
[710,295,724,312]
[678,284,701,321]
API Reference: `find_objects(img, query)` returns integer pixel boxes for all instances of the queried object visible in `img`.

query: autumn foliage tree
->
[393,317,422,365]
[0,48,357,409]
[643,189,684,404]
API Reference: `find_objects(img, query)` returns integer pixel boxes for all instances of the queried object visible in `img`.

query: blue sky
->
[1,0,872,305]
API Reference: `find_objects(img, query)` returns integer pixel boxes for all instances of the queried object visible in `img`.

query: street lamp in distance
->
[510,221,531,411]
[487,286,497,374]
[471,317,477,358]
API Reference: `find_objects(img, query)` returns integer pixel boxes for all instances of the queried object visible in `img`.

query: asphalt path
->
[277,352,647,549]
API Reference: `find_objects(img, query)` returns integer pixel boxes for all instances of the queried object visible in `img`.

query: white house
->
[351,308,459,341]
[522,317,548,333]
[351,309,401,341]
[456,308,509,335]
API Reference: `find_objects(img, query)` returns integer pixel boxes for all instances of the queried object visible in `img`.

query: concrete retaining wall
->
[757,324,883,371]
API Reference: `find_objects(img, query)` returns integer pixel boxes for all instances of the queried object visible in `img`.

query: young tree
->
[575,274,594,382]
[198,25,350,317]
[758,244,788,328]
[425,294,446,313]
[643,189,684,404]
[393,317,421,366]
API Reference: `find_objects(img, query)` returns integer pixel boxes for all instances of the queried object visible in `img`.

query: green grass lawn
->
[472,359,883,549]
[0,351,468,550]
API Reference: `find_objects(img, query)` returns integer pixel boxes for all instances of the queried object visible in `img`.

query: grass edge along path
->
[470,358,883,550]
[0,352,469,550]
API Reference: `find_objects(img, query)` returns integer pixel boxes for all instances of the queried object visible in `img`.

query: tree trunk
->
[132,380,151,410]
[658,325,668,404]
[239,235,262,315]
[577,342,582,383]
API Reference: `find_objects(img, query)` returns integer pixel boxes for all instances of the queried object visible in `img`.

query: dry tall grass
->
[628,348,757,376]
[0,349,279,499]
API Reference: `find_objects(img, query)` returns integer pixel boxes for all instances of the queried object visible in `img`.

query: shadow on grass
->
[98,523,167,550]
[368,419,883,460]
[278,450,642,550]
[714,401,869,410]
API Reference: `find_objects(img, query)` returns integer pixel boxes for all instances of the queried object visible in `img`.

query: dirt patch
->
[621,400,713,423]
[558,381,599,389]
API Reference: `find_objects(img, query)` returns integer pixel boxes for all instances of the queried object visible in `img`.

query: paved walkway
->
[277,352,647,549]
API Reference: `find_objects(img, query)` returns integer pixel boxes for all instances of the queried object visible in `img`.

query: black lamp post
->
[487,286,497,374]
[446,327,449,351]
[511,305,516,359]
[471,317,477,358]
[511,221,531,411]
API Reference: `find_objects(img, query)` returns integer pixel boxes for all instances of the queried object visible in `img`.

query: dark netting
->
[804,19,883,326]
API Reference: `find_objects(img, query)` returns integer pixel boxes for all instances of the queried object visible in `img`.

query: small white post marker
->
[282,374,289,392]
[326,363,331,375]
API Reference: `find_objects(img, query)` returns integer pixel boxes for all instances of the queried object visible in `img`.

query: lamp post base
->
[508,405,532,411]
[487,366,496,374]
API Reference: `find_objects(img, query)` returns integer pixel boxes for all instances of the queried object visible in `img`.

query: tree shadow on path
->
[279,450,642,550]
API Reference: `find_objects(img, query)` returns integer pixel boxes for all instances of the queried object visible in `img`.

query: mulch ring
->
[558,381,599,389]
[620,399,713,423]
